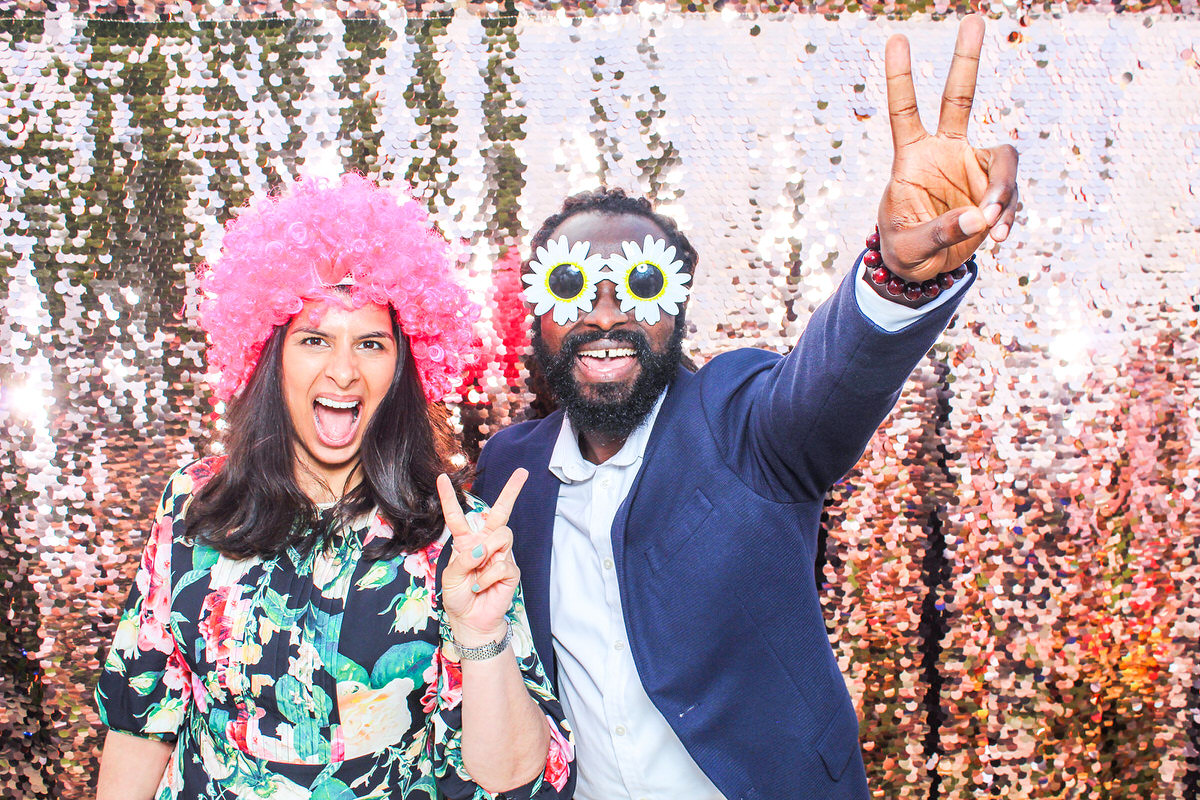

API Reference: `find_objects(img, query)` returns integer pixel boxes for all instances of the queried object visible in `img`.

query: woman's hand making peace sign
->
[438,468,529,647]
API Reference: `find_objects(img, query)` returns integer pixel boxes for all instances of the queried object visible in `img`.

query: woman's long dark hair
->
[187,316,461,561]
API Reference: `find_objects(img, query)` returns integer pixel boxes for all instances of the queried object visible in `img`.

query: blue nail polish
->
[471,544,484,559]
[470,583,481,593]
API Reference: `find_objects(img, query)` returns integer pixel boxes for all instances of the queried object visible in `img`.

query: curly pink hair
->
[198,174,479,402]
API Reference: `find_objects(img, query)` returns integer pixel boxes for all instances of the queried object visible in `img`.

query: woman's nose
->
[325,343,359,387]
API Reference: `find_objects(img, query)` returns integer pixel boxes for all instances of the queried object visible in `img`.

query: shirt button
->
[599,477,612,489]
[602,558,614,570]
[613,641,625,651]
[615,725,627,736]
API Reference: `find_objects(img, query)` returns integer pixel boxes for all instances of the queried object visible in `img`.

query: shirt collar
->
[548,391,667,485]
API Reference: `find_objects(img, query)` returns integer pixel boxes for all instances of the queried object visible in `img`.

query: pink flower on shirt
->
[362,510,395,548]
[162,647,192,694]
[404,541,441,589]
[225,705,266,754]
[183,456,223,489]
[197,585,237,666]
[420,646,463,714]
[135,513,176,655]
[544,713,575,792]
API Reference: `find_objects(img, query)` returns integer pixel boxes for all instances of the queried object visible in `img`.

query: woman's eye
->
[627,262,665,299]
[547,263,586,300]
[301,336,325,347]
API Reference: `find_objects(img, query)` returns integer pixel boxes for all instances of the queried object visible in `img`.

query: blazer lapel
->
[509,410,564,678]
[610,366,694,557]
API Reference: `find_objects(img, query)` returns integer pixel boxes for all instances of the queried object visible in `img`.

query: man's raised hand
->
[879,14,1019,283]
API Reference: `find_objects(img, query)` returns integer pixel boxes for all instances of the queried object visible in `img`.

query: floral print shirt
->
[95,458,575,800]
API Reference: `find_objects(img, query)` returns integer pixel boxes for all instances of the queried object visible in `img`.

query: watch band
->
[448,622,512,661]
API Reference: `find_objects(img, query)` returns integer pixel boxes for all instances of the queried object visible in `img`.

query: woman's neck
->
[293,457,361,505]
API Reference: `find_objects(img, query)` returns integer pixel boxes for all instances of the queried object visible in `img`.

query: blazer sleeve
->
[739,253,974,501]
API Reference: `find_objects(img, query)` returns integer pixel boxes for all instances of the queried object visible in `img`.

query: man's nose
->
[581,281,628,330]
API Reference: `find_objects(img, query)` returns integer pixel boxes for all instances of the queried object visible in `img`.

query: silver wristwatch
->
[448,623,512,661]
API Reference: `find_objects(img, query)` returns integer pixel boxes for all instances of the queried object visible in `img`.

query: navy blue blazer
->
[474,264,972,800]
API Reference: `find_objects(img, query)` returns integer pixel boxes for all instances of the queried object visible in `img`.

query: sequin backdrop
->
[1,5,1198,799]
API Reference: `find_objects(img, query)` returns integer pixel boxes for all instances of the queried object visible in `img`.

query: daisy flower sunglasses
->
[522,235,692,326]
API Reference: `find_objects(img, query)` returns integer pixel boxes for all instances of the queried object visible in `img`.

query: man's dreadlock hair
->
[526,188,699,279]
[522,188,700,420]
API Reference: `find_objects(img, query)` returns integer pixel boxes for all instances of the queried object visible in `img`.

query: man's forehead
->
[549,211,667,249]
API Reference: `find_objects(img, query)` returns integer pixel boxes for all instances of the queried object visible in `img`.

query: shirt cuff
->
[852,257,970,333]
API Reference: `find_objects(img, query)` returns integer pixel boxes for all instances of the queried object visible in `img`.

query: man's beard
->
[532,322,684,441]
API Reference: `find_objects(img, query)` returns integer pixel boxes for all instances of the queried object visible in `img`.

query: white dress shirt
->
[549,393,725,800]
[545,264,966,800]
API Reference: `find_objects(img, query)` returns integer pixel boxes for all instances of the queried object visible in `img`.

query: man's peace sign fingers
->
[885,34,925,152]
[976,145,1021,242]
[936,15,984,139]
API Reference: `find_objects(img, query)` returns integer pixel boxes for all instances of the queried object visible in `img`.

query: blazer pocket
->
[817,706,860,781]
[643,488,713,573]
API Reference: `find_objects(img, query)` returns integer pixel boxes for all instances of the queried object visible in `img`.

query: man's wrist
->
[860,267,929,309]
[860,228,974,309]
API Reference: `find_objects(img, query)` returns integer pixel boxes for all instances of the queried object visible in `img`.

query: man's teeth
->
[579,348,636,359]
[315,397,359,409]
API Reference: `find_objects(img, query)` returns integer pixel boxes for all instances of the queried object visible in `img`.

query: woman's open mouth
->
[313,396,362,448]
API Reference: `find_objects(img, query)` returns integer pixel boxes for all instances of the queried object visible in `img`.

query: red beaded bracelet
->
[864,228,975,302]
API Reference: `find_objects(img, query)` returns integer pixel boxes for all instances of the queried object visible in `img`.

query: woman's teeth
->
[315,397,359,410]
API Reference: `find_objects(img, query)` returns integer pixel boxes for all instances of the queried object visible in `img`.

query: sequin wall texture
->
[1,9,1199,800]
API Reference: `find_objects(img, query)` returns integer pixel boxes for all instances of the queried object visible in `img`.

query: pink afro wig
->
[198,174,479,403]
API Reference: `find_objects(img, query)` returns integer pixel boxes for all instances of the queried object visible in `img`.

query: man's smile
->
[574,342,640,384]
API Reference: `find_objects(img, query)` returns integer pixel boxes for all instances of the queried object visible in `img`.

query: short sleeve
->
[429,506,576,799]
[94,465,200,743]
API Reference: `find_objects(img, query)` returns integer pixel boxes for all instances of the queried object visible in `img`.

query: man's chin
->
[573,376,638,406]
[559,373,661,439]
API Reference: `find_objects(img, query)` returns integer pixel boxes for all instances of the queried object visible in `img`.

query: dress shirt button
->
[602,558,614,570]
[615,725,627,736]
[599,476,612,489]
[613,641,624,652]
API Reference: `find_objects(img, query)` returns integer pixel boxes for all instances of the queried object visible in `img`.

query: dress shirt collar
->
[548,391,667,485]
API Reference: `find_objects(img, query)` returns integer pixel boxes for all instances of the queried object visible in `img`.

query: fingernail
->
[471,544,484,559]
[959,209,986,236]
[992,223,1009,241]
[984,204,1002,226]
[470,583,481,593]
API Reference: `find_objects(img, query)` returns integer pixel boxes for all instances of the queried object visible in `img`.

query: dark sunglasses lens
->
[547,263,586,300]
[628,263,665,299]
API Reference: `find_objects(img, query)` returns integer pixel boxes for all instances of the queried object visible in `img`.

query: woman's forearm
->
[96,729,173,800]
[456,631,550,793]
